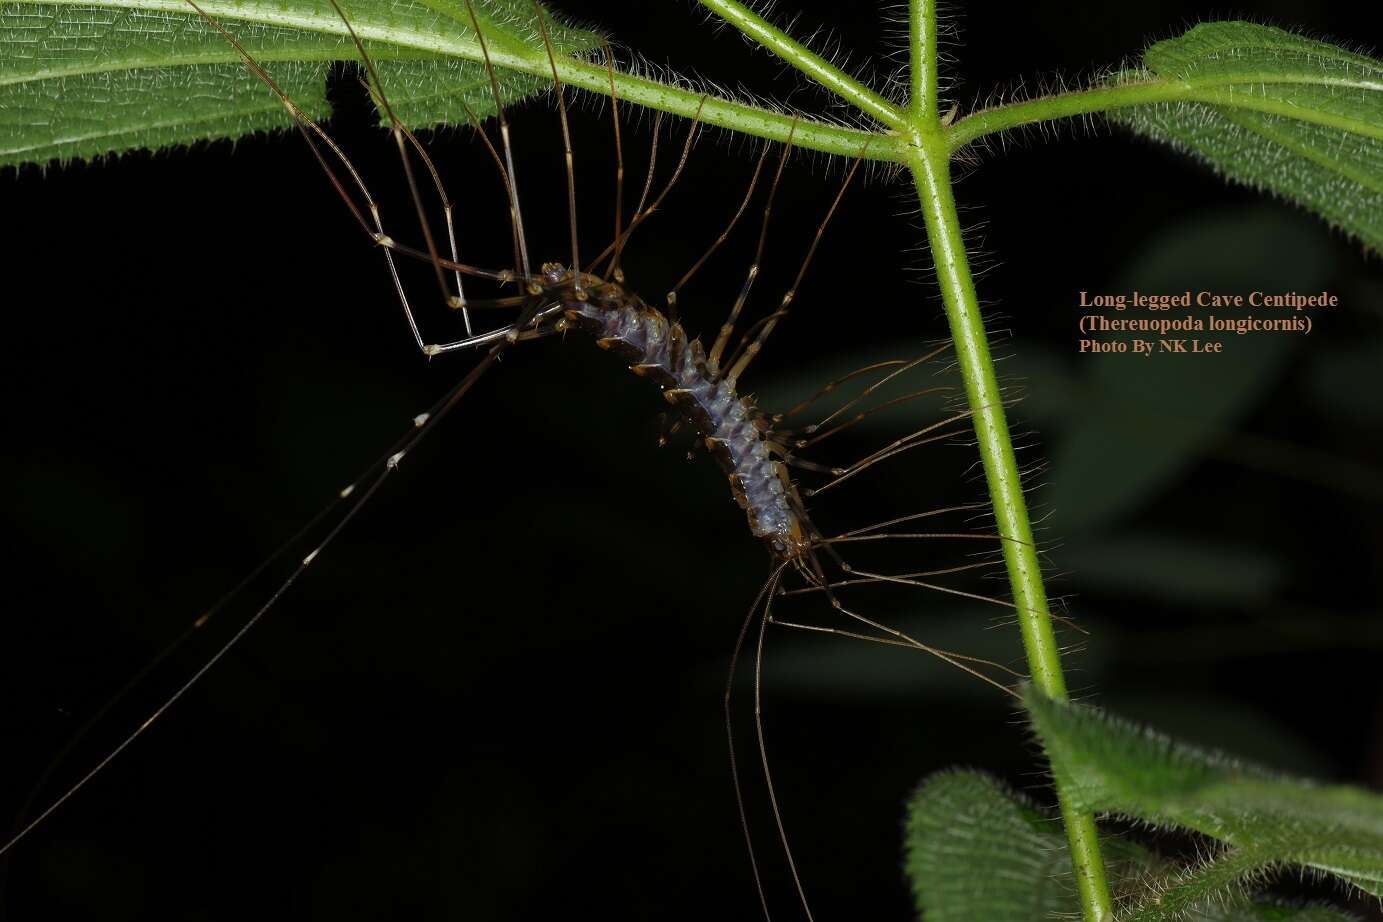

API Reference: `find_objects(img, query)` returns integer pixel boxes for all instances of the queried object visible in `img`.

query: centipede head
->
[539,262,628,307]
[765,519,815,563]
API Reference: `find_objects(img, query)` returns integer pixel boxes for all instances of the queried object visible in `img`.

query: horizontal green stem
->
[947,74,1383,152]
[14,0,910,160]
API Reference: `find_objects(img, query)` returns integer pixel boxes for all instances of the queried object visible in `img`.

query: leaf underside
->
[1114,22,1383,251]
[0,0,598,168]
[903,768,1363,921]
[1025,687,1383,908]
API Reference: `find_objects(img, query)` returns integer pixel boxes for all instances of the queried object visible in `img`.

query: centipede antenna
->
[0,441,426,864]
[464,0,532,280]
[709,123,797,378]
[725,151,865,387]
[603,42,627,284]
[666,142,773,322]
[0,335,521,861]
[532,1,581,293]
[0,463,390,861]
[725,566,787,922]
[754,567,816,921]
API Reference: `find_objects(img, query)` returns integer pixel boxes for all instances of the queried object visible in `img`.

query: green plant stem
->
[907,129,1114,921]
[695,0,905,129]
[896,0,1113,915]
[908,0,938,119]
[14,0,902,160]
[692,0,1119,914]
[945,74,1383,153]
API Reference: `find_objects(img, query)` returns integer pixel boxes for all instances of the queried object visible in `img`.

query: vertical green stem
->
[904,0,1112,912]
[704,0,1114,915]
[907,136,1114,921]
[908,0,938,119]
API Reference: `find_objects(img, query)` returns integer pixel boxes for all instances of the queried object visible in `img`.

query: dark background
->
[2,0,1379,919]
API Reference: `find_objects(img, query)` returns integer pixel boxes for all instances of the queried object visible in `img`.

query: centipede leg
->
[725,569,783,921]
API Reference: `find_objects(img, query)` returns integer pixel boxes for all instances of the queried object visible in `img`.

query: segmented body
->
[540,265,811,561]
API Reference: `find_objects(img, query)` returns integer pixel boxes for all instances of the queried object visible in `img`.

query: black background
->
[2,0,1380,919]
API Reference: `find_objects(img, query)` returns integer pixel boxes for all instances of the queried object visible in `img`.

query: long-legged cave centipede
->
[0,2,1056,918]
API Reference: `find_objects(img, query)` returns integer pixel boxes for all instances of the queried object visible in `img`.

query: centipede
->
[1,1,1040,918]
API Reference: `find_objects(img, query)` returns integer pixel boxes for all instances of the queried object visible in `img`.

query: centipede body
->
[540,263,814,561]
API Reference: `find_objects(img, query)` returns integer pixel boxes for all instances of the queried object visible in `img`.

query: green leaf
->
[1121,848,1275,922]
[0,0,599,168]
[1025,687,1383,901]
[1113,22,1383,250]
[903,771,1109,920]
[1198,907,1360,922]
[902,770,1355,921]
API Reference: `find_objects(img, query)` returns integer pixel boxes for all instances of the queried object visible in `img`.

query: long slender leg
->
[788,561,1021,699]
[724,154,865,387]
[184,1,520,357]
[396,119,473,333]
[463,0,531,280]
[769,619,1025,680]
[754,568,816,921]
[707,127,796,377]
[804,409,984,497]
[603,42,628,284]
[822,598,1020,699]
[775,349,943,423]
[666,143,773,322]
[327,0,464,335]
[725,567,786,921]
[779,345,949,432]
[588,101,708,275]
[778,559,999,596]
[532,2,581,292]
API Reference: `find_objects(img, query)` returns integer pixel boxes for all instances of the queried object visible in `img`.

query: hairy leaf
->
[904,771,1143,920]
[0,0,599,168]
[1113,22,1383,250]
[903,770,1359,921]
[1026,688,1383,901]
[1185,904,1359,922]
